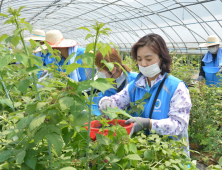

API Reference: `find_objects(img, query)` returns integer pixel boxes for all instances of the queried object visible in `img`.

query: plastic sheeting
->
[0,0,221,55]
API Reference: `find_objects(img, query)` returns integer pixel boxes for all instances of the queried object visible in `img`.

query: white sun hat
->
[199,35,221,48]
[34,30,78,53]
[25,29,45,41]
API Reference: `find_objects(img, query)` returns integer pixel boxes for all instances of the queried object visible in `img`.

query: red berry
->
[23,112,26,115]
[104,159,108,163]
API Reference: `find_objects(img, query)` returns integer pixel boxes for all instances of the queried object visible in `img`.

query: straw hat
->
[34,30,78,53]
[199,35,220,47]
[25,29,45,41]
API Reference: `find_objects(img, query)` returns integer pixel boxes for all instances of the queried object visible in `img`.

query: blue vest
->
[35,52,47,78]
[98,72,138,97]
[128,73,182,119]
[75,47,89,81]
[202,48,222,86]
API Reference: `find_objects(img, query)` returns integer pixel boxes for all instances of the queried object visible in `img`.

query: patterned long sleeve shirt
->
[99,74,192,137]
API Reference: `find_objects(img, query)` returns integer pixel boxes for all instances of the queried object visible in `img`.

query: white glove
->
[196,76,204,81]
[99,99,115,119]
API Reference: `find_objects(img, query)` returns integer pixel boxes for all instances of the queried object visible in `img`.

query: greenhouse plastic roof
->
[0,0,222,55]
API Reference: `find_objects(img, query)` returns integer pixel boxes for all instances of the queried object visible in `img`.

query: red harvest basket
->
[84,119,133,141]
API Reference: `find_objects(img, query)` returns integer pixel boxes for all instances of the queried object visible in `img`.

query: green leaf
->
[77,27,90,32]
[97,42,112,58]
[0,98,14,109]
[11,36,20,47]
[144,150,155,160]
[70,96,87,121]
[85,43,94,52]
[80,52,95,67]
[77,80,91,92]
[18,79,30,93]
[101,59,114,72]
[171,164,180,170]
[44,41,54,54]
[4,19,13,25]
[85,33,95,40]
[125,154,141,161]
[24,23,33,32]
[96,133,111,145]
[110,42,119,54]
[110,156,121,163]
[29,114,46,132]
[17,115,35,129]
[29,39,37,49]
[14,29,23,37]
[90,78,114,93]
[60,167,77,170]
[16,150,26,165]
[18,6,26,13]
[72,110,88,127]
[62,52,75,70]
[0,54,14,70]
[102,108,117,120]
[65,63,82,75]
[46,133,63,156]
[26,103,37,114]
[0,150,11,163]
[36,102,48,110]
[165,161,171,167]
[115,62,128,77]
[62,127,74,145]
[34,127,47,143]
[24,150,37,170]
[0,34,8,43]
[59,97,74,111]
[104,107,133,119]
[116,143,125,157]
[129,143,137,154]
[26,66,39,72]
[219,156,222,167]
[0,13,8,18]
[16,53,28,66]
[47,124,62,135]
[32,55,43,65]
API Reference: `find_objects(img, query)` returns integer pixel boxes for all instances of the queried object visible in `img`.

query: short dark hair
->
[131,33,171,74]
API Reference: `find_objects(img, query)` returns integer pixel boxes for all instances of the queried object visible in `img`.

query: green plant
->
[122,56,139,73]
[0,7,116,170]
[189,83,222,161]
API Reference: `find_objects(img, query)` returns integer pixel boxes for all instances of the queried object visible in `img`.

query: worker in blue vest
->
[34,30,91,82]
[197,35,222,86]
[94,48,138,97]
[99,34,192,156]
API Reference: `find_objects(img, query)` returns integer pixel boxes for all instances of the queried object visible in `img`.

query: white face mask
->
[97,71,107,78]
[138,60,161,78]
[208,46,218,54]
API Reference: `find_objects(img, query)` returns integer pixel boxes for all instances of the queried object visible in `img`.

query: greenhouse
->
[0,0,222,169]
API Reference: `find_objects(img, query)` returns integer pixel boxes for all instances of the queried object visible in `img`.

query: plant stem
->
[14,17,41,101]
[47,140,52,170]
[85,31,99,170]
[0,73,15,112]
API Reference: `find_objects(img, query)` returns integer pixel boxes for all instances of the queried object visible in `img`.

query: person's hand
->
[196,75,204,81]
[99,99,115,119]
[125,117,150,137]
